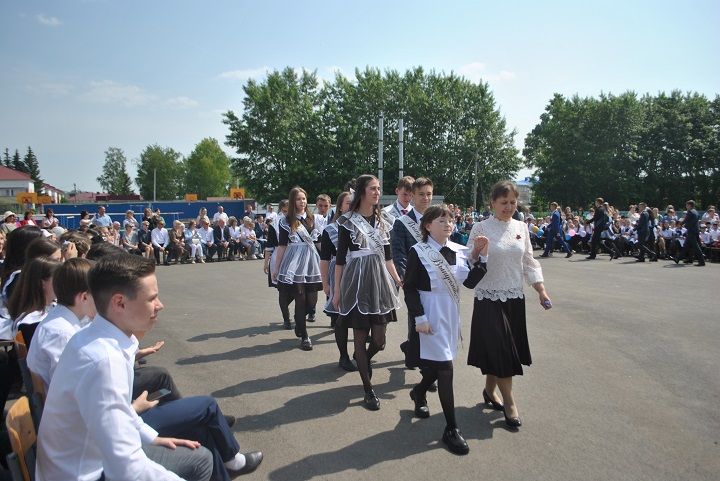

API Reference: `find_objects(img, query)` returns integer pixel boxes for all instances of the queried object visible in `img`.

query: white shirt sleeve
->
[74,355,180,481]
[522,224,544,285]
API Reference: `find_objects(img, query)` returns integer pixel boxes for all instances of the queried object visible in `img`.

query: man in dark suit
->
[586,197,607,259]
[212,218,231,261]
[540,202,572,258]
[676,200,705,266]
[635,202,657,262]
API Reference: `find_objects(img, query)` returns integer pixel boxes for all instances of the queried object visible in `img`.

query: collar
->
[397,202,412,213]
[426,235,461,252]
[47,304,88,329]
[93,315,139,358]
[297,213,307,220]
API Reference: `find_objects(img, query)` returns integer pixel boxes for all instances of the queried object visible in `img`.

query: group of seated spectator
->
[0,222,264,479]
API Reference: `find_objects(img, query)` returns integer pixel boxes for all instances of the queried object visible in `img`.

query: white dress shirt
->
[26,304,89,390]
[229,225,242,241]
[198,226,214,244]
[212,212,229,225]
[36,316,182,481]
[151,227,170,248]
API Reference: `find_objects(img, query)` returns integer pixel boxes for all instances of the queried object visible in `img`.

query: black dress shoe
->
[300,337,313,351]
[585,255,596,260]
[482,389,504,411]
[338,356,357,372]
[227,451,263,477]
[442,426,469,455]
[565,252,573,258]
[283,321,292,330]
[410,387,430,418]
[224,415,236,428]
[364,389,380,410]
[427,381,437,392]
[503,408,522,429]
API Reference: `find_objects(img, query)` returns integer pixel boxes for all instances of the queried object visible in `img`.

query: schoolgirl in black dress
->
[273,189,322,351]
[333,175,403,410]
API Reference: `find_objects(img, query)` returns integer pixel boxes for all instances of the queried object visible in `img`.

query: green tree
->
[23,147,44,192]
[2,148,10,168]
[97,147,135,195]
[12,149,28,174]
[135,144,183,200]
[184,138,231,199]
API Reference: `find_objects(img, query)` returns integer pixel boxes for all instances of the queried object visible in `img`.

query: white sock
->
[224,452,246,470]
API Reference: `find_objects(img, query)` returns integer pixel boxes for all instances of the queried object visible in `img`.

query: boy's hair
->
[397,176,415,192]
[412,177,433,192]
[90,253,156,319]
[54,258,94,306]
[316,194,331,203]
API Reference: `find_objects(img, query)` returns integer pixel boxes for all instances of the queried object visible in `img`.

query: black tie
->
[401,209,407,215]
[440,246,455,264]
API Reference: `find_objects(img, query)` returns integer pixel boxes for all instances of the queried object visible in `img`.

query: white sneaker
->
[191,259,196,264]
[200,258,205,263]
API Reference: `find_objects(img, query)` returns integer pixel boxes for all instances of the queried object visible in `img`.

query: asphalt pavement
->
[147,253,720,481]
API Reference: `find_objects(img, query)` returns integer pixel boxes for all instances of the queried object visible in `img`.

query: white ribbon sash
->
[347,212,385,256]
[414,243,460,305]
[399,214,422,243]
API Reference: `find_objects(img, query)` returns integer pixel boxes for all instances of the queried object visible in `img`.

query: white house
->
[0,166,34,200]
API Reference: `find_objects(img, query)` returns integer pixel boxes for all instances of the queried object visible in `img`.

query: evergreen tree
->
[24,147,44,192]
[12,149,28,174]
[2,148,10,167]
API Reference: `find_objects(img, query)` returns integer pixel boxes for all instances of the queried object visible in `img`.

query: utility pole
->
[378,113,384,194]
[153,169,157,203]
[398,118,404,179]
[473,150,479,210]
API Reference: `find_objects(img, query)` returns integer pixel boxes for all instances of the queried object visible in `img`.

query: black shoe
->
[283,321,292,330]
[635,258,645,262]
[330,317,336,328]
[300,337,313,351]
[427,381,437,392]
[482,389,504,411]
[565,252,573,258]
[585,255,596,260]
[539,254,549,258]
[364,389,380,410]
[307,314,316,323]
[503,408,522,429]
[224,415,236,428]
[410,387,430,418]
[696,262,706,266]
[442,426,469,455]
[338,356,357,372]
[671,256,679,264]
[400,341,416,370]
[227,451,263,477]
[650,258,658,262]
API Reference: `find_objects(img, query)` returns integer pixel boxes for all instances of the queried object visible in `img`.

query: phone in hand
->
[147,388,171,402]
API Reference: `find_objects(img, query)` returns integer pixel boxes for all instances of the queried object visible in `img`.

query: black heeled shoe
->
[364,389,380,411]
[482,389,504,411]
[503,408,522,429]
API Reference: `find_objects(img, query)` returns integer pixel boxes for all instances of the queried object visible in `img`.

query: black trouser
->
[589,228,602,256]
[679,234,705,264]
[153,246,168,264]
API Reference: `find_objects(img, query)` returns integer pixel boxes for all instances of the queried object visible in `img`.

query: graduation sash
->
[414,242,460,305]
[399,214,422,243]
[347,212,385,256]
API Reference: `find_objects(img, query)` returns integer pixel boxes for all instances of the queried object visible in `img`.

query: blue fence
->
[45,200,250,229]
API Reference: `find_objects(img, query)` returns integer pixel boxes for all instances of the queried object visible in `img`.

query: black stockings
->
[333,315,350,359]
[353,326,386,391]
[278,289,293,324]
[417,365,456,429]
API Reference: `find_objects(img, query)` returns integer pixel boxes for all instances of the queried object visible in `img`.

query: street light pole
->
[378,113,384,194]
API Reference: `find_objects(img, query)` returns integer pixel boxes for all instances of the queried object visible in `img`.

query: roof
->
[0,166,32,181]
[42,182,65,194]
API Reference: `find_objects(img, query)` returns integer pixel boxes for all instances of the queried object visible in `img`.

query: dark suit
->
[543,209,570,255]
[679,209,705,265]
[588,206,607,257]
[636,208,655,260]
[212,225,231,260]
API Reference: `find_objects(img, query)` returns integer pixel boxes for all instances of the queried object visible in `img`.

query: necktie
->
[401,209,407,215]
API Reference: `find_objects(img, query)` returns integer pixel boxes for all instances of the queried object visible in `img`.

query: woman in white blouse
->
[466,181,552,429]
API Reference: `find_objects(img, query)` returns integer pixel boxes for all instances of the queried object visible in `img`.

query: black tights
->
[353,326,386,391]
[331,315,350,359]
[416,363,456,429]
[279,287,317,339]
[277,289,293,324]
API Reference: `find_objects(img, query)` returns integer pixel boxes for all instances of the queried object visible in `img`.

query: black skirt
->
[276,281,323,294]
[338,306,397,330]
[467,296,531,377]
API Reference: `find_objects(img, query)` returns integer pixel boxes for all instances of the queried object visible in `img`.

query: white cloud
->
[79,80,156,106]
[37,14,62,27]
[218,67,270,81]
[165,96,200,109]
[457,62,516,84]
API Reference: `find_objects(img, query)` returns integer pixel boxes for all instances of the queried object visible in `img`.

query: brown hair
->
[26,237,60,259]
[412,177,434,192]
[686,200,695,208]
[316,194,331,203]
[332,192,352,223]
[90,253,155,318]
[396,176,415,191]
[489,180,520,202]
[287,187,314,233]
[7,257,61,320]
[59,231,92,257]
[420,204,454,242]
[349,174,382,219]
[54,258,93,307]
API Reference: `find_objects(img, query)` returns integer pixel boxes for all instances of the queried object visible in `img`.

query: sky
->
[1,0,718,194]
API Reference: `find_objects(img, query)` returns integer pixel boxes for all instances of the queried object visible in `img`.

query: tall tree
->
[135,144,183,200]
[97,147,135,195]
[24,147,45,192]
[184,138,231,199]
[2,148,10,167]
[12,149,28,174]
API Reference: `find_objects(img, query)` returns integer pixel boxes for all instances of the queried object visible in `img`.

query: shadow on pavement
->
[187,323,281,342]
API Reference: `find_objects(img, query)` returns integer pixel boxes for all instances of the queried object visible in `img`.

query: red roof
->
[0,166,32,181]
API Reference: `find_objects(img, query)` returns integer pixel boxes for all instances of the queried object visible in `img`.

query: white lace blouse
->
[467,216,544,301]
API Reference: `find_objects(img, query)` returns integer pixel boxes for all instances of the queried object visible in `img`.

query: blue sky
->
[1,0,718,193]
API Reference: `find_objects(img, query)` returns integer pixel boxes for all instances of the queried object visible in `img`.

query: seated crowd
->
[0,219,264,480]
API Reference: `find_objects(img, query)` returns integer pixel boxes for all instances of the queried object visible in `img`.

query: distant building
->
[42,182,65,203]
[0,166,35,200]
[516,177,534,207]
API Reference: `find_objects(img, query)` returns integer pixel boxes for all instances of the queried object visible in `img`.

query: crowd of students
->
[0,225,264,480]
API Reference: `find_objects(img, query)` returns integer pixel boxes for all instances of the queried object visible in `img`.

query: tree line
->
[223,66,522,205]
[97,138,231,200]
[524,91,720,210]
[2,147,44,192]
